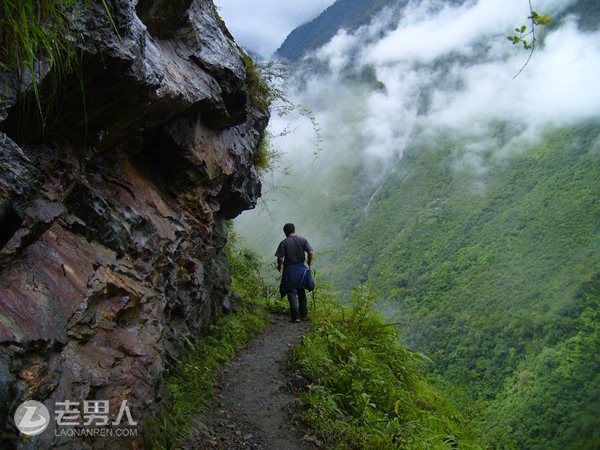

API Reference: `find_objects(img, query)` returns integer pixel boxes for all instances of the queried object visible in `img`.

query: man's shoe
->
[300,316,308,321]
[291,318,301,323]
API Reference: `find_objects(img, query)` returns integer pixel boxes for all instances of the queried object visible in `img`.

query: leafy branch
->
[508,1,552,78]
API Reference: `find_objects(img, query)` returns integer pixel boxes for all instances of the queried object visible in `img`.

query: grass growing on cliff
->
[0,0,117,74]
[254,129,287,178]
[243,53,272,114]
[0,0,117,127]
[147,237,286,448]
[0,0,77,118]
[0,0,74,72]
[291,286,481,449]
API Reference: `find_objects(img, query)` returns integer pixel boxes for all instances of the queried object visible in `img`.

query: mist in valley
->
[235,0,600,264]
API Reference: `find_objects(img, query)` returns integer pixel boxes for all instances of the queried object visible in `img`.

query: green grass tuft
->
[0,0,118,130]
[291,286,482,449]
[0,0,77,119]
[242,52,272,114]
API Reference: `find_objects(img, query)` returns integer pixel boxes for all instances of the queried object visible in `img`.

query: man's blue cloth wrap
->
[280,263,315,298]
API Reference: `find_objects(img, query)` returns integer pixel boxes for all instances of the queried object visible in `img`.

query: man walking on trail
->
[275,223,315,322]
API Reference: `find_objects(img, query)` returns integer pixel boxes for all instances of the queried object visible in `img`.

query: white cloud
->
[365,0,579,65]
[521,23,600,123]
[362,67,420,160]
[262,0,600,170]
[425,20,600,129]
[316,30,356,73]
[364,0,527,65]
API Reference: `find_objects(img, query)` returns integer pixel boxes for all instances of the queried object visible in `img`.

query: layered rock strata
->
[0,1,267,447]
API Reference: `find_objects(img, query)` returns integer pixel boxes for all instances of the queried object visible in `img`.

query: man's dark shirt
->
[275,236,313,266]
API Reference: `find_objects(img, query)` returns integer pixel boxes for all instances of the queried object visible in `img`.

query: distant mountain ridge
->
[275,0,399,61]
[275,0,599,61]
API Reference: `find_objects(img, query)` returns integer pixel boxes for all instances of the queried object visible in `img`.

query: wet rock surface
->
[0,1,267,448]
[183,315,320,450]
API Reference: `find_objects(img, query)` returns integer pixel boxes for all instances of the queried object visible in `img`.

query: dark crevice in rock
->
[0,204,23,250]
[0,55,136,146]
[135,0,194,40]
[188,57,249,129]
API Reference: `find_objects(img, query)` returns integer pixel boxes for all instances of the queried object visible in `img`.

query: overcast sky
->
[214,0,335,57]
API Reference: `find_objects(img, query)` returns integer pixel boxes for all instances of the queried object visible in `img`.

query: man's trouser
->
[287,288,307,320]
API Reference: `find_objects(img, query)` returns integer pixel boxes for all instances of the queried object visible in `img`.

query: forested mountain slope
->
[324,124,600,448]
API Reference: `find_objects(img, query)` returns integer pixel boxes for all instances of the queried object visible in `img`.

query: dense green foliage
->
[483,274,600,448]
[325,124,600,448]
[292,286,480,449]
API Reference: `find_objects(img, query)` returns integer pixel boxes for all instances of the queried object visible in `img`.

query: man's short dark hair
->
[283,223,295,236]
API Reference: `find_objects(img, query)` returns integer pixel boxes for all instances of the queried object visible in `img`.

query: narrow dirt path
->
[182,314,320,450]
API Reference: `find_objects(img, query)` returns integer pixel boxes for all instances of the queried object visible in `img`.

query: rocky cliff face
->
[0,1,268,448]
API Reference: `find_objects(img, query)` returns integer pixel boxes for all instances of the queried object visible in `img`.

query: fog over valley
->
[235,0,600,257]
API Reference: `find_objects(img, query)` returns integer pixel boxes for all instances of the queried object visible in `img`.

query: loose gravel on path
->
[182,314,321,450]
